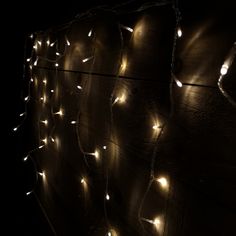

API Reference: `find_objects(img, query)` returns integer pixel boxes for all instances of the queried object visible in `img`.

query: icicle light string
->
[14,1,235,235]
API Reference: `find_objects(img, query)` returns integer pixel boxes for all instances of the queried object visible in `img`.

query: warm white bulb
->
[29,34,33,39]
[13,127,18,131]
[94,150,99,159]
[81,178,85,184]
[65,36,70,46]
[176,80,183,87]
[220,64,229,75]
[24,96,29,101]
[38,171,45,177]
[157,177,168,188]
[46,40,50,46]
[23,156,28,161]
[50,89,54,93]
[107,232,112,236]
[55,63,59,67]
[51,137,55,142]
[77,85,82,90]
[43,79,47,85]
[34,58,38,66]
[152,125,159,130]
[26,191,32,196]
[71,121,76,124]
[177,28,182,38]
[55,109,63,116]
[41,120,48,125]
[33,44,37,50]
[39,145,44,149]
[37,40,42,46]
[106,193,110,200]
[50,42,55,47]
[121,25,133,32]
[56,52,60,56]
[26,58,31,62]
[30,78,33,82]
[88,29,92,37]
[42,138,48,145]
[19,112,25,117]
[82,56,93,63]
[103,146,107,150]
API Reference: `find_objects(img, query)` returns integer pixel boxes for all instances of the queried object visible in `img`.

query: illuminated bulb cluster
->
[81,178,85,184]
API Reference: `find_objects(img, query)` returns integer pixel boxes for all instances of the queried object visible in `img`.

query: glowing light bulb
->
[37,40,42,46]
[26,58,31,62]
[30,78,33,82]
[107,232,112,236]
[220,64,229,75]
[41,119,48,125]
[50,89,54,93]
[33,44,37,50]
[56,52,60,56]
[176,80,182,87]
[55,63,59,67]
[103,146,107,150]
[50,42,55,47]
[177,28,182,38]
[39,145,44,149]
[81,178,85,184]
[121,24,133,32]
[157,177,168,188]
[77,85,82,90]
[19,112,25,117]
[65,36,70,46]
[23,156,28,161]
[153,218,161,226]
[119,94,126,103]
[13,127,18,132]
[106,193,110,200]
[92,150,99,159]
[71,121,76,124]
[51,137,55,142]
[38,171,45,177]
[82,56,93,63]
[43,79,47,85]
[42,138,48,145]
[88,29,92,37]
[46,40,50,46]
[152,125,159,130]
[29,34,33,39]
[34,57,38,66]
[55,109,63,116]
[24,96,29,102]
[26,191,32,196]
[113,97,120,104]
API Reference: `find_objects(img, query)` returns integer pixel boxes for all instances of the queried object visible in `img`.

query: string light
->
[50,89,54,93]
[50,137,55,143]
[55,63,59,67]
[43,79,47,85]
[71,120,76,124]
[42,138,48,145]
[50,41,56,47]
[37,40,42,46]
[77,85,82,90]
[33,57,38,66]
[24,96,29,101]
[13,127,18,132]
[26,58,31,62]
[56,52,60,56]
[81,178,85,184]
[29,34,33,39]
[46,39,50,46]
[38,145,44,149]
[19,112,25,117]
[107,232,111,236]
[103,146,107,150]
[152,124,159,130]
[38,171,45,177]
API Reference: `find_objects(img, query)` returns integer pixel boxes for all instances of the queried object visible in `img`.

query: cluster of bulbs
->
[13,1,235,235]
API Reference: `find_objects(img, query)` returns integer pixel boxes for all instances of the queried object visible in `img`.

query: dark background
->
[3,0,236,235]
